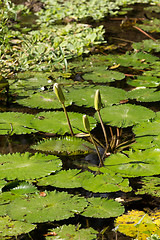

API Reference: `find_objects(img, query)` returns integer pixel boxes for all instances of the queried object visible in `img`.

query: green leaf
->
[45,224,98,240]
[32,137,94,155]
[83,67,125,83]
[127,75,160,88]
[103,148,160,177]
[65,85,127,107]
[31,111,96,134]
[81,172,132,193]
[136,177,160,197]
[0,216,36,238]
[7,191,87,223]
[0,152,62,180]
[0,112,36,135]
[96,104,155,127]
[37,169,82,188]
[0,180,7,193]
[16,91,72,109]
[81,197,124,218]
[132,39,160,53]
[127,88,160,102]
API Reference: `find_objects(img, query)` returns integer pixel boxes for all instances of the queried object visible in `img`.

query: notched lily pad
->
[7,191,87,223]
[81,197,124,218]
[0,215,36,238]
[32,111,96,134]
[0,152,62,180]
[96,104,155,128]
[32,137,94,155]
[45,224,98,240]
[0,112,36,135]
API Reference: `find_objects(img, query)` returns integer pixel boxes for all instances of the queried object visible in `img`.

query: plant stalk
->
[89,132,104,167]
[97,110,108,148]
[62,103,74,136]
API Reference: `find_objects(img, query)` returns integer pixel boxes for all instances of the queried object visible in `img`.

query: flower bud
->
[53,83,65,103]
[94,89,102,111]
[83,115,90,132]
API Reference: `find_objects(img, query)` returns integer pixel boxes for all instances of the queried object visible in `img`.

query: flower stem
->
[62,103,74,136]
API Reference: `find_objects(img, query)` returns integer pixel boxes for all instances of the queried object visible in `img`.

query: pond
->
[0,0,160,239]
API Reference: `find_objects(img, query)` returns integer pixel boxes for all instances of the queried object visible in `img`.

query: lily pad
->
[0,216,36,238]
[31,111,96,134]
[7,191,87,223]
[132,39,160,53]
[0,152,62,180]
[16,91,72,109]
[96,104,155,128]
[83,67,125,83]
[45,224,98,240]
[103,148,160,177]
[127,88,160,102]
[0,112,36,135]
[65,85,127,107]
[31,137,94,155]
[127,75,160,88]
[81,197,124,218]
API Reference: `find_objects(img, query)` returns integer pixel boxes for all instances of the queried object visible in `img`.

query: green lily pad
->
[45,224,98,240]
[132,136,155,150]
[127,88,160,102]
[81,172,131,193]
[0,180,7,193]
[83,67,125,83]
[132,39,160,53]
[0,152,62,180]
[65,85,127,107]
[81,197,124,218]
[0,216,36,238]
[31,111,96,134]
[127,75,160,88]
[32,137,94,155]
[103,148,160,177]
[95,104,155,127]
[0,112,36,135]
[105,52,158,69]
[16,91,72,109]
[136,177,160,197]
[7,191,87,223]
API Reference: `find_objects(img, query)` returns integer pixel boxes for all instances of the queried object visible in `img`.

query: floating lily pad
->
[132,39,160,53]
[65,85,127,107]
[0,152,62,180]
[127,88,160,102]
[132,136,155,150]
[0,180,7,193]
[45,224,98,240]
[37,170,93,189]
[32,111,96,134]
[96,104,155,128]
[16,91,72,109]
[136,177,160,197]
[103,148,160,177]
[83,67,125,83]
[0,112,36,135]
[105,52,158,69]
[127,75,160,88]
[81,172,132,193]
[32,137,94,155]
[81,197,124,218]
[7,191,87,223]
[0,216,36,239]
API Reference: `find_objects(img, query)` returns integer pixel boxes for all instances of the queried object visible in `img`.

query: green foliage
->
[45,224,98,240]
[127,88,160,102]
[96,104,155,127]
[132,39,160,53]
[0,152,62,180]
[32,111,97,134]
[81,197,125,218]
[136,18,160,32]
[127,75,160,87]
[136,177,160,197]
[0,215,36,239]
[7,190,87,223]
[32,137,94,155]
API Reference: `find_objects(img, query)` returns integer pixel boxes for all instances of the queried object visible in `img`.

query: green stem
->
[89,132,104,167]
[97,110,108,148]
[62,103,74,137]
